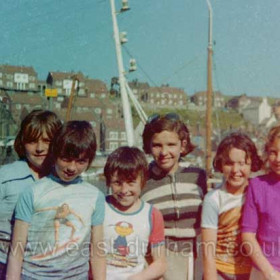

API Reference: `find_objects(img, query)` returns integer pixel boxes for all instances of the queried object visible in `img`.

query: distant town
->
[1,63,280,169]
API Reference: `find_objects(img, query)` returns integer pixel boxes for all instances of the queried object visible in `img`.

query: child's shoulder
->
[0,160,30,182]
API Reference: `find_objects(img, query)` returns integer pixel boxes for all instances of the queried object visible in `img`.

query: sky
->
[1,0,280,98]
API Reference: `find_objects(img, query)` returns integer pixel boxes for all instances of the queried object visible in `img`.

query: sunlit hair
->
[52,121,97,168]
[14,109,62,159]
[263,125,280,169]
[213,132,262,173]
[142,115,195,156]
[104,146,148,189]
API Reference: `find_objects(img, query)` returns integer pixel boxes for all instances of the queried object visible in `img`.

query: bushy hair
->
[142,116,195,156]
[213,132,262,173]
[52,121,97,168]
[14,109,62,159]
[104,146,148,189]
[263,125,280,168]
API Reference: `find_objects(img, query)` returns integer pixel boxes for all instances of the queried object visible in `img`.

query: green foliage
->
[132,106,248,131]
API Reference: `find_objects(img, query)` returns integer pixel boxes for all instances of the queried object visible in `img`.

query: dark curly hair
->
[213,132,262,173]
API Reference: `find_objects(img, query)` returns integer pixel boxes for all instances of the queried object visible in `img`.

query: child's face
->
[24,131,51,172]
[110,172,142,211]
[150,130,184,174]
[55,155,89,182]
[267,137,280,176]
[222,147,252,194]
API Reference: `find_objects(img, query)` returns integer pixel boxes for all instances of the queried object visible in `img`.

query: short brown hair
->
[14,109,62,159]
[142,114,195,156]
[213,132,262,173]
[52,120,97,167]
[104,146,148,189]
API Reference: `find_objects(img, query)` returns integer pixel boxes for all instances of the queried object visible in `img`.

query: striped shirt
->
[141,162,207,253]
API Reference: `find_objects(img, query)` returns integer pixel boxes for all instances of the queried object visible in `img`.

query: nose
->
[160,145,168,156]
[120,182,130,194]
[232,163,240,173]
[277,152,280,162]
[35,141,45,153]
[66,161,77,173]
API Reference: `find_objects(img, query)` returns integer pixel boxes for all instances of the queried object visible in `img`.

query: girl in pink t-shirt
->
[242,125,280,280]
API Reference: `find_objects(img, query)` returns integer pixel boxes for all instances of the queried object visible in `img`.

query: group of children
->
[0,109,279,280]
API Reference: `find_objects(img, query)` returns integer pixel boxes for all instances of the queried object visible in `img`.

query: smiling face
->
[267,137,280,177]
[222,147,252,194]
[150,130,185,175]
[110,172,142,212]
[55,155,89,182]
[24,131,51,177]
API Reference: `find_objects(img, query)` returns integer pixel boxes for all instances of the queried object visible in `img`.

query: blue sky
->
[1,0,280,97]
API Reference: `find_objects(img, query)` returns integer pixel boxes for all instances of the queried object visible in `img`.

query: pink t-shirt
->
[242,173,280,272]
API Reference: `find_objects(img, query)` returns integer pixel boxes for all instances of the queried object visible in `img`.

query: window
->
[55,81,62,86]
[109,131,118,140]
[29,83,35,89]
[90,121,96,127]
[65,88,71,96]
[120,132,126,140]
[16,83,26,90]
[29,76,35,81]
[90,93,95,98]
[55,103,61,109]
[7,81,13,88]
[101,93,106,98]
[16,104,22,110]
[109,142,118,151]
[95,108,101,114]
[78,89,86,96]
[107,108,112,114]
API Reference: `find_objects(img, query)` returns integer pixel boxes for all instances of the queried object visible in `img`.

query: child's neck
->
[110,197,142,214]
[225,182,247,195]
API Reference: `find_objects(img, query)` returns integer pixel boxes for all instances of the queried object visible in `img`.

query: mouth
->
[63,171,76,178]
[34,154,47,158]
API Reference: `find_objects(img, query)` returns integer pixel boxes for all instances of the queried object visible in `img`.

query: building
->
[190,91,225,108]
[129,81,188,108]
[0,65,39,92]
[242,97,272,126]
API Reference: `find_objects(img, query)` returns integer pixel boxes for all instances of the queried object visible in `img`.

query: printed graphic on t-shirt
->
[31,202,85,259]
[107,221,138,268]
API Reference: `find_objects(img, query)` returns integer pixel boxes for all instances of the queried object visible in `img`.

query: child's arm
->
[201,228,218,280]
[90,224,106,280]
[128,244,166,280]
[242,232,280,280]
[6,220,29,280]
[129,207,166,280]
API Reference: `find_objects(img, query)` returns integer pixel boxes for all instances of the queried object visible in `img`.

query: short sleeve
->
[91,191,105,226]
[149,207,165,247]
[201,191,219,229]
[241,181,258,233]
[15,187,34,224]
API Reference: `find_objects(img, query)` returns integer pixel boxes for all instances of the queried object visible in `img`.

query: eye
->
[152,143,161,148]
[43,138,51,144]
